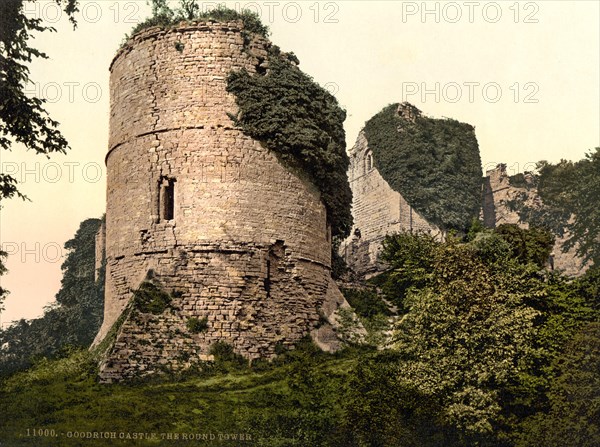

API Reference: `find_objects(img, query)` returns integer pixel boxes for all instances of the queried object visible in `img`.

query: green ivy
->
[124,3,352,238]
[364,103,483,232]
[227,53,352,238]
[509,173,533,189]
[132,282,172,315]
[127,3,269,42]
[186,316,208,333]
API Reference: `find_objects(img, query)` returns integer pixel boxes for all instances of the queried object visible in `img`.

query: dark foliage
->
[227,53,352,238]
[363,103,483,232]
[495,224,555,268]
[341,287,392,319]
[0,218,104,376]
[132,282,172,315]
[517,322,600,447]
[0,0,79,311]
[128,2,269,40]
[509,173,525,188]
[0,0,78,201]
[343,351,460,447]
[331,237,349,279]
[378,231,438,311]
[186,316,208,333]
[506,148,600,266]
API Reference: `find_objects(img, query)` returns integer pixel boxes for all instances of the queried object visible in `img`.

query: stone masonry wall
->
[94,22,346,381]
[340,131,440,277]
[482,164,588,276]
[94,219,105,282]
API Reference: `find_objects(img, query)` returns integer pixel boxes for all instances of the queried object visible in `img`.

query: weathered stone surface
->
[94,220,105,282]
[482,164,588,276]
[340,131,441,278]
[342,136,587,279]
[93,21,349,382]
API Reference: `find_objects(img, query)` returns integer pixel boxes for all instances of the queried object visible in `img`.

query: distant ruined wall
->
[482,164,587,276]
[341,131,440,277]
[94,22,347,382]
[94,220,106,282]
[343,149,587,278]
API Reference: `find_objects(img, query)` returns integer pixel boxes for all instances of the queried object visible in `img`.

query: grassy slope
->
[0,348,359,447]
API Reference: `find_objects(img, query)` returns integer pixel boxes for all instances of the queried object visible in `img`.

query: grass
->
[0,342,360,447]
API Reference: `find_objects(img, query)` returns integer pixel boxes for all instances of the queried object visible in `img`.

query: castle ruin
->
[342,140,588,278]
[482,164,587,276]
[93,21,349,382]
[341,128,440,278]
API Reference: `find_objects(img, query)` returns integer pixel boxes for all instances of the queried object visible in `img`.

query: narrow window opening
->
[366,153,373,171]
[264,241,284,298]
[264,259,271,298]
[159,177,176,221]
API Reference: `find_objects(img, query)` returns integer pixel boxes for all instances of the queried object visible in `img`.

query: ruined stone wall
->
[94,220,106,282]
[94,22,344,381]
[482,164,587,276]
[340,131,440,277]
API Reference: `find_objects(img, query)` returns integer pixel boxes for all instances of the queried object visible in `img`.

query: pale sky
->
[0,0,598,326]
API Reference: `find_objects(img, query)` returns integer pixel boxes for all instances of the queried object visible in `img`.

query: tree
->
[0,0,78,198]
[506,148,600,267]
[378,231,438,311]
[375,232,556,444]
[556,149,600,266]
[0,0,79,310]
[390,240,540,445]
[370,231,598,444]
[0,218,104,376]
[517,322,600,447]
[343,351,458,447]
[494,224,555,268]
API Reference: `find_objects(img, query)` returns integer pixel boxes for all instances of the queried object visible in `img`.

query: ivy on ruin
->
[127,3,269,42]
[364,103,483,232]
[226,51,353,238]
[126,4,352,238]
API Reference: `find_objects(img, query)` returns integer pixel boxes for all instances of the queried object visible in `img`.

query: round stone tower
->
[93,21,347,381]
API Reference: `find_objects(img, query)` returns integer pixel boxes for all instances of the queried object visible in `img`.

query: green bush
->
[132,282,171,315]
[509,172,532,188]
[128,3,269,41]
[186,316,208,333]
[495,223,555,268]
[378,231,438,310]
[341,287,391,318]
[208,341,247,369]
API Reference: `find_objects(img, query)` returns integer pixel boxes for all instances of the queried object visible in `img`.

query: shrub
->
[132,282,171,315]
[128,3,269,40]
[208,341,247,368]
[341,287,391,319]
[186,317,208,333]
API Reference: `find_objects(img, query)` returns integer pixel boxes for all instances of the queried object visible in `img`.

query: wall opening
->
[264,259,271,298]
[365,151,373,173]
[264,241,286,298]
[159,177,176,221]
